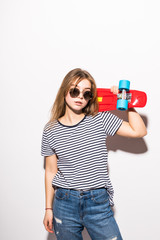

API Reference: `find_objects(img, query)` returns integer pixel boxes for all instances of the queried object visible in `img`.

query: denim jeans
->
[53,187,123,240]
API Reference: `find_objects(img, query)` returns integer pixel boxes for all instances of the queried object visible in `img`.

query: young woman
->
[41,68,147,240]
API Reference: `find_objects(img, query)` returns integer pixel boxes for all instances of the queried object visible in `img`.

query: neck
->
[60,106,85,126]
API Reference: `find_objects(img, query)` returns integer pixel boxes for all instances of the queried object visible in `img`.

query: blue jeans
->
[53,187,123,240]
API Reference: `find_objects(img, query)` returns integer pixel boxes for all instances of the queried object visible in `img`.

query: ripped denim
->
[53,188,123,240]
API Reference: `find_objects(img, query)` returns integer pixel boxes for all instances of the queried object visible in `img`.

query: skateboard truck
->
[116,80,130,110]
[117,91,132,103]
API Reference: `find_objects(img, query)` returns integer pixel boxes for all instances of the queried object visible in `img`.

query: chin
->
[73,106,84,113]
[66,103,83,113]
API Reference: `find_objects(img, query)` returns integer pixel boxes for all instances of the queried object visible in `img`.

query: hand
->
[110,86,119,95]
[43,210,54,233]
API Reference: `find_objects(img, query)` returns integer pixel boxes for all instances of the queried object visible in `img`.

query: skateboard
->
[97,80,147,111]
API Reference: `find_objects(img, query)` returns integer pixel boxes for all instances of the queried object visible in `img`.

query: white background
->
[0,0,159,239]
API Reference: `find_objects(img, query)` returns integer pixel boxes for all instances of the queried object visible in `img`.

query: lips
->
[75,101,83,105]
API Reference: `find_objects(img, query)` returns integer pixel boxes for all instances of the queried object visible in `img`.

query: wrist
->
[45,207,53,211]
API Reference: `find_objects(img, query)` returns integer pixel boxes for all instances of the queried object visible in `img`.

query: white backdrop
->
[0,1,159,239]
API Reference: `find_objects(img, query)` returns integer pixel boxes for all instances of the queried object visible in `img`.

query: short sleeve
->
[41,129,55,156]
[100,111,123,136]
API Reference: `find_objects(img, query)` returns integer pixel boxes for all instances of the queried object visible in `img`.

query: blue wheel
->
[117,99,128,111]
[119,80,130,91]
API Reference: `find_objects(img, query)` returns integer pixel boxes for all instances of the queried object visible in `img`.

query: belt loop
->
[68,188,71,198]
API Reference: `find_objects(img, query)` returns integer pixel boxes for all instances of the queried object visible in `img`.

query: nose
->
[78,92,83,99]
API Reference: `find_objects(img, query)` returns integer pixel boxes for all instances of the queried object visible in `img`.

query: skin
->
[43,79,147,233]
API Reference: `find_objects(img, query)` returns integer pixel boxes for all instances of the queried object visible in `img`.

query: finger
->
[114,86,118,94]
[110,86,114,93]
[47,227,54,233]
[44,220,54,233]
[111,86,119,95]
[48,220,53,232]
[46,224,54,233]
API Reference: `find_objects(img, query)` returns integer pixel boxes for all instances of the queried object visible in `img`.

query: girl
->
[41,68,147,240]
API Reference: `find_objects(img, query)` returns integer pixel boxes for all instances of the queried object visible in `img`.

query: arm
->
[116,108,147,138]
[43,154,58,233]
[111,86,147,138]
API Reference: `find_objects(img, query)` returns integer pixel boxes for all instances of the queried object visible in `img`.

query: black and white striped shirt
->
[41,111,123,206]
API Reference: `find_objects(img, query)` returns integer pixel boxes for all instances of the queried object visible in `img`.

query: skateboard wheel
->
[117,99,128,111]
[119,80,130,91]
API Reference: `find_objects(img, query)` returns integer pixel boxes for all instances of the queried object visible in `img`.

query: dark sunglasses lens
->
[69,88,80,98]
[70,88,92,100]
[83,91,92,100]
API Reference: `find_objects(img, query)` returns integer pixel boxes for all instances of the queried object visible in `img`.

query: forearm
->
[45,170,57,208]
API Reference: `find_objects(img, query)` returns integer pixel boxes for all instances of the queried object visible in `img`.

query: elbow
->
[130,125,147,138]
[136,128,147,138]
[142,129,147,137]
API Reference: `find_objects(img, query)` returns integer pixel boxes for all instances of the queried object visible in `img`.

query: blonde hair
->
[48,68,99,123]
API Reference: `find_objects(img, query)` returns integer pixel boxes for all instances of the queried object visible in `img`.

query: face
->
[65,79,92,113]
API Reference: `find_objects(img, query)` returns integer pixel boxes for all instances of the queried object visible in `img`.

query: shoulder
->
[85,112,111,125]
[43,120,58,133]
[91,111,111,120]
[86,111,110,120]
[90,111,122,127]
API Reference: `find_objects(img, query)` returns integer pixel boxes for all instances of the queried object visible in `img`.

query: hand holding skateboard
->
[97,80,147,112]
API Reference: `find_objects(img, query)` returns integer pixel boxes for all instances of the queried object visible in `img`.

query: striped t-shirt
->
[41,111,123,206]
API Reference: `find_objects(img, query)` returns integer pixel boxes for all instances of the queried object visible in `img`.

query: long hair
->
[48,68,99,123]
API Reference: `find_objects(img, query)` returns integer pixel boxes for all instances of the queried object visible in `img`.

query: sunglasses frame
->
[69,87,93,101]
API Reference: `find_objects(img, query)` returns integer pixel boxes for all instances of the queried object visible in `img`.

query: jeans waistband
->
[56,187,106,192]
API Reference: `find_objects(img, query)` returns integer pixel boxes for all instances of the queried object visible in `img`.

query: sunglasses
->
[69,88,93,101]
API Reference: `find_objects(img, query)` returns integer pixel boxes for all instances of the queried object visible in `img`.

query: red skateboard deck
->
[97,88,147,111]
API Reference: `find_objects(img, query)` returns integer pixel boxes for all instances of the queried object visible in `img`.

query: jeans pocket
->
[91,189,109,204]
[55,188,68,200]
